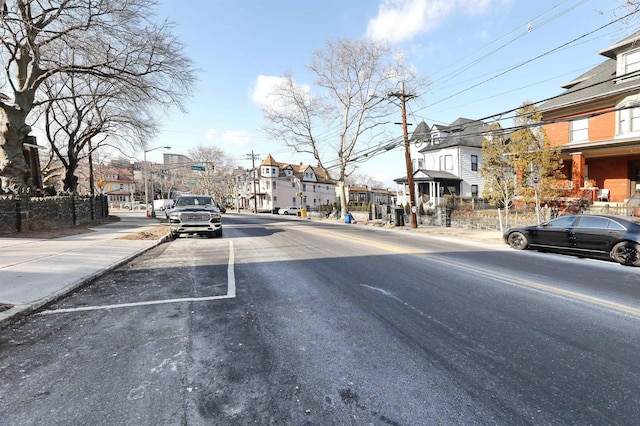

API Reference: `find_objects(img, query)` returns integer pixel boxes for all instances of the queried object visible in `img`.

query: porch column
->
[572,152,585,189]
[430,181,436,205]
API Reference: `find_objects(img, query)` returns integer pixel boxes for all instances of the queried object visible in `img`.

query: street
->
[1,213,639,425]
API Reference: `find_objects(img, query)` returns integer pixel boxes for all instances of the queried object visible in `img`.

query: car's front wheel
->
[283,211,289,215]
[610,241,640,266]
[507,231,529,250]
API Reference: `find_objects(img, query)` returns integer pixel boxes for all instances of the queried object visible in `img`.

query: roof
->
[540,32,640,113]
[598,30,640,59]
[393,169,462,184]
[417,118,489,152]
[258,154,335,184]
[261,154,279,166]
[409,120,430,145]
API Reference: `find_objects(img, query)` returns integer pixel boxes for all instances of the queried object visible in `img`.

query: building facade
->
[396,118,487,208]
[233,154,338,213]
[540,31,640,203]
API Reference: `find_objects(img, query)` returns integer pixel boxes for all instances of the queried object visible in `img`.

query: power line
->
[419,10,636,114]
[427,0,590,89]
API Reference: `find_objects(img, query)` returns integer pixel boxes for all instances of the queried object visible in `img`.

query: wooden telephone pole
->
[245,150,260,214]
[389,82,418,228]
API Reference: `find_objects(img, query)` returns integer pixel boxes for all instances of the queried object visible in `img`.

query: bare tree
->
[0,0,195,193]
[187,144,236,201]
[38,72,158,192]
[344,171,383,189]
[262,38,419,215]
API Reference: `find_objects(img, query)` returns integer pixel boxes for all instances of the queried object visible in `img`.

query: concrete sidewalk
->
[0,213,168,325]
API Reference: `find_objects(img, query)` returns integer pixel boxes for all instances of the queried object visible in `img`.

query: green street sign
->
[191,165,205,171]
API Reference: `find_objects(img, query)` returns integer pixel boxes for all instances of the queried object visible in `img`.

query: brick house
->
[540,31,640,203]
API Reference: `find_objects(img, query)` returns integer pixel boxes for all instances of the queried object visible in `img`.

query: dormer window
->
[618,48,640,76]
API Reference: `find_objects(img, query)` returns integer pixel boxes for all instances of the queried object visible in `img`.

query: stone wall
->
[0,195,109,234]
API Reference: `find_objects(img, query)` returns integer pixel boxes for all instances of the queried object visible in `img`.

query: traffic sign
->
[191,165,205,171]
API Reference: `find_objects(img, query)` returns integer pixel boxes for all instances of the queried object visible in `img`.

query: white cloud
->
[251,74,312,115]
[220,130,252,146]
[205,129,218,140]
[366,0,500,44]
[251,75,286,107]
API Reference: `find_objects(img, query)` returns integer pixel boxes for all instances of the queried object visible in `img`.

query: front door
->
[629,160,640,197]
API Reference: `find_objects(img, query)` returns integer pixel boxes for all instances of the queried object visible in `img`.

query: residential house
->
[395,118,488,207]
[239,154,338,212]
[347,186,394,205]
[540,31,640,203]
[96,165,135,204]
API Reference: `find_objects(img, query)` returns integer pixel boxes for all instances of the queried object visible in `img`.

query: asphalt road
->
[1,213,639,425]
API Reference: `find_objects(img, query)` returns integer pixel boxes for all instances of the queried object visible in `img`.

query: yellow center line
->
[297,225,640,318]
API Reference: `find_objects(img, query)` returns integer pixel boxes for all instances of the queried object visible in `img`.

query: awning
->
[394,169,462,184]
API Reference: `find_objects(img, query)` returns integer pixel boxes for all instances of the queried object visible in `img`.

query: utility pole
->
[244,150,260,214]
[389,82,418,228]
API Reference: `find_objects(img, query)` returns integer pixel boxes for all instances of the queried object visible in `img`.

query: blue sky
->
[148,0,634,187]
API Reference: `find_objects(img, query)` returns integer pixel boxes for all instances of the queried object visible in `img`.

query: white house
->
[395,118,488,208]
[251,154,338,212]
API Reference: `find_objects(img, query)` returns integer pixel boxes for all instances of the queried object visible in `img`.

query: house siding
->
[458,147,484,197]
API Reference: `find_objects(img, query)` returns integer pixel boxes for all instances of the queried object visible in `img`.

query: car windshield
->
[175,197,213,206]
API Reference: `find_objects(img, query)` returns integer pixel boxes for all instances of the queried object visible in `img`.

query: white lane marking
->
[39,240,237,315]
[360,284,404,303]
[227,240,236,297]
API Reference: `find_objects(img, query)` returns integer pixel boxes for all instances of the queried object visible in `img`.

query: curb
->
[0,235,169,326]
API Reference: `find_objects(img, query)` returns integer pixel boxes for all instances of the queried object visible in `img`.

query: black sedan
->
[504,214,640,266]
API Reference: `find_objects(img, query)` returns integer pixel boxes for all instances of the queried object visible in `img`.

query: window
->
[546,216,577,227]
[618,104,640,135]
[273,181,276,190]
[576,216,610,229]
[471,185,478,197]
[302,184,307,191]
[444,155,453,170]
[620,48,640,75]
[471,155,478,172]
[570,118,589,142]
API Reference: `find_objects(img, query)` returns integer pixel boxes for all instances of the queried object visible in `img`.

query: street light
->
[144,145,171,218]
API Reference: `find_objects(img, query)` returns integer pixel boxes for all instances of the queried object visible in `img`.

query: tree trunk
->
[0,108,31,192]
[63,151,80,193]
[337,180,348,218]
